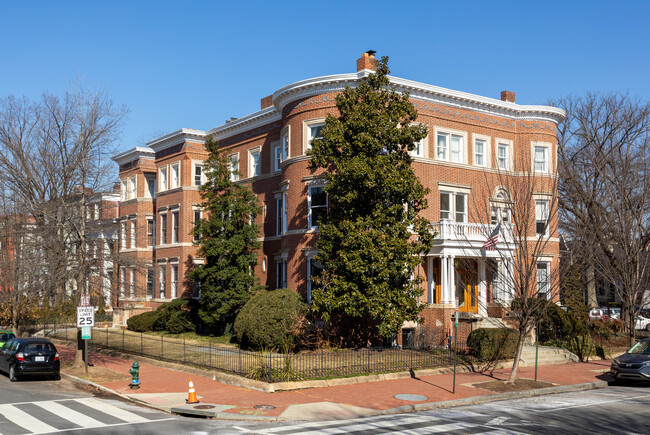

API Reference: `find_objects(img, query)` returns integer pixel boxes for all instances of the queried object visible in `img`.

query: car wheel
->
[646,324,650,331]
[52,372,61,381]
[9,365,18,382]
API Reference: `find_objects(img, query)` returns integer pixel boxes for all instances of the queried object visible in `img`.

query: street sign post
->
[77,302,94,374]
[81,326,91,339]
[77,307,95,327]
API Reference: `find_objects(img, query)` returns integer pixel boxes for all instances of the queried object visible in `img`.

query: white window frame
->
[193,209,202,242]
[121,179,127,201]
[473,134,490,167]
[94,204,99,220]
[536,261,550,299]
[120,222,126,250]
[159,265,166,299]
[159,166,168,192]
[229,154,239,182]
[276,259,287,289]
[129,176,136,199]
[170,162,180,189]
[281,127,290,160]
[435,128,467,163]
[120,266,126,297]
[531,141,552,173]
[170,263,178,299]
[145,174,156,199]
[160,213,167,245]
[193,163,204,186]
[172,210,179,244]
[130,219,136,248]
[535,199,549,236]
[276,195,286,236]
[147,218,154,247]
[439,191,467,222]
[303,119,325,153]
[308,185,327,229]
[129,267,135,298]
[496,139,512,171]
[273,142,283,172]
[146,269,154,298]
[248,148,260,178]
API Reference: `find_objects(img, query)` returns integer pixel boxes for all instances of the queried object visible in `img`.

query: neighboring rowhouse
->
[111,52,564,343]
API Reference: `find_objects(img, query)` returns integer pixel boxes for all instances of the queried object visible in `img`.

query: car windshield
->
[627,341,650,355]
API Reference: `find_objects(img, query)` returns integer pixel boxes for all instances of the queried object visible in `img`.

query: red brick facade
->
[112,53,564,339]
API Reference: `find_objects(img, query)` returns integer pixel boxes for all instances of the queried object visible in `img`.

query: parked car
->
[0,330,15,348]
[607,307,621,320]
[611,338,650,383]
[589,308,609,320]
[0,337,60,382]
[635,315,650,331]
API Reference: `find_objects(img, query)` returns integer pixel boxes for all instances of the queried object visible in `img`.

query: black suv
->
[0,337,60,381]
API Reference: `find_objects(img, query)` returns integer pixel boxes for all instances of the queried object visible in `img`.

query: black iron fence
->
[42,321,467,383]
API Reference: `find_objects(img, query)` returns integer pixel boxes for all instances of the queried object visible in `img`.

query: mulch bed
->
[474,378,555,393]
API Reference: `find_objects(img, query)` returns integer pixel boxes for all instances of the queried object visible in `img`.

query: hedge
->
[467,327,518,361]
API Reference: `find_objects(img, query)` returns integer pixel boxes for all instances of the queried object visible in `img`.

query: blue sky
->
[2,1,648,154]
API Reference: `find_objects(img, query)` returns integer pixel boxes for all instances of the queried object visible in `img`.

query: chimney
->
[261,95,273,110]
[500,90,515,103]
[356,50,378,72]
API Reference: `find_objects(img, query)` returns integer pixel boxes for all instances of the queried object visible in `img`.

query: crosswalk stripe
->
[258,415,440,434]
[34,401,105,429]
[74,398,150,423]
[389,421,484,434]
[0,404,58,434]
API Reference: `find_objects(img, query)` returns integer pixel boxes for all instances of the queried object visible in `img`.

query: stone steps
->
[518,345,578,366]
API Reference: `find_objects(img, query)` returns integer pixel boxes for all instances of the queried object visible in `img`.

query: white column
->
[427,256,434,304]
[503,259,513,303]
[448,255,456,306]
[440,256,448,305]
[478,259,487,317]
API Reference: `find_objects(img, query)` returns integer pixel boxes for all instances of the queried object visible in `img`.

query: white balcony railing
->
[432,220,513,243]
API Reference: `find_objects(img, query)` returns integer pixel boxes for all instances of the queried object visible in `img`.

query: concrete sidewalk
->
[56,344,614,422]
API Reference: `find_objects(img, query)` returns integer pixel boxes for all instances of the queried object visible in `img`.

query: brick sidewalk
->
[56,345,614,421]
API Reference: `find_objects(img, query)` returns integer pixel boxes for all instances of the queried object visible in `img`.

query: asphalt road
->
[1,369,648,434]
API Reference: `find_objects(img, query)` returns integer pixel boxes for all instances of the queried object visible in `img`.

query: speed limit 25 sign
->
[77,306,95,327]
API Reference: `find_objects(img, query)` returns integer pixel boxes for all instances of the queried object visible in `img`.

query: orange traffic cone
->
[186,378,199,404]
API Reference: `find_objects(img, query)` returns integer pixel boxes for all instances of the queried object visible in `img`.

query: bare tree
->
[557,94,650,346]
[0,87,127,365]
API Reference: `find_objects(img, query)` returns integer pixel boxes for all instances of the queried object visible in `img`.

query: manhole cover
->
[254,404,276,410]
[394,394,428,401]
[193,405,215,410]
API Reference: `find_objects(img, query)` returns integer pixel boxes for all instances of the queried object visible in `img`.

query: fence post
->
[122,329,125,352]
[141,333,143,356]
[238,348,241,376]
[209,340,212,368]
[183,338,186,364]
[161,335,163,358]
[268,352,272,383]
[321,349,324,377]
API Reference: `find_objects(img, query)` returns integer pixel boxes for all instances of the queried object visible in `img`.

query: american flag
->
[482,223,500,251]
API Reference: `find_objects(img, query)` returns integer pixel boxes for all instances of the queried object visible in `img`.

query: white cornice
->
[206,106,281,140]
[147,128,206,153]
[111,147,156,166]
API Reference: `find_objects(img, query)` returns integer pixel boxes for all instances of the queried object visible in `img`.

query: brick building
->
[111,52,564,343]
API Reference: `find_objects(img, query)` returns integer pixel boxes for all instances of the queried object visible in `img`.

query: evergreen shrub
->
[127,310,157,332]
[234,289,307,351]
[467,328,518,361]
[153,299,197,334]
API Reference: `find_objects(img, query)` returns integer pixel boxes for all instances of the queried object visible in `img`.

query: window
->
[193,279,201,299]
[535,200,549,235]
[537,262,550,299]
[491,206,510,224]
[159,167,168,192]
[147,219,154,246]
[307,123,324,150]
[171,163,180,188]
[159,265,166,299]
[273,144,282,172]
[276,260,287,289]
[437,132,464,163]
[120,266,126,297]
[146,175,156,199]
[129,267,135,298]
[534,146,548,172]
[229,155,239,181]
[411,138,424,157]
[249,149,260,177]
[172,211,179,243]
[129,177,136,199]
[497,143,509,170]
[440,192,467,222]
[193,210,202,242]
[307,257,323,304]
[130,220,136,248]
[146,269,154,298]
[282,131,290,159]
[120,222,126,249]
[194,165,203,186]
[94,204,99,220]
[276,196,284,236]
[171,264,178,299]
[308,186,327,229]
[121,180,127,201]
[160,214,167,245]
[474,138,486,166]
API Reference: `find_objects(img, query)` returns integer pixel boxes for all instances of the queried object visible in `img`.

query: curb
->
[378,381,610,416]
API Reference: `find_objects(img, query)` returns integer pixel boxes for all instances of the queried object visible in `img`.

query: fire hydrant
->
[129,361,140,389]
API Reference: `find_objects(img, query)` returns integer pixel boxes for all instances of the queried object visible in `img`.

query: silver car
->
[611,338,650,383]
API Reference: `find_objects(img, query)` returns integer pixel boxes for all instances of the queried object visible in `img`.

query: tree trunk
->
[507,329,527,384]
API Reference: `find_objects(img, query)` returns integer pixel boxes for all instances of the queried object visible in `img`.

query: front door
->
[455,261,478,313]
